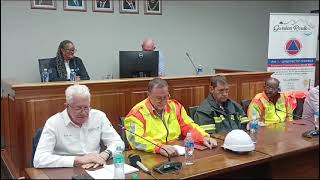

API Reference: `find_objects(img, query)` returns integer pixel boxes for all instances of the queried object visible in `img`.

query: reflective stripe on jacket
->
[124,98,209,153]
[248,92,291,124]
[193,95,248,134]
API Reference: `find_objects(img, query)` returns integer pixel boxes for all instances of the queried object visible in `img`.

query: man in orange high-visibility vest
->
[125,78,217,157]
[247,78,307,126]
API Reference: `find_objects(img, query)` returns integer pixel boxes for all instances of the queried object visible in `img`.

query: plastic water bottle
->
[70,69,76,81]
[196,65,203,75]
[314,111,319,130]
[113,144,125,179]
[184,132,194,165]
[42,68,49,82]
[249,112,259,143]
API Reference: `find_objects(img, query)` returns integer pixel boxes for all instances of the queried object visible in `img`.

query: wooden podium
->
[1,72,272,178]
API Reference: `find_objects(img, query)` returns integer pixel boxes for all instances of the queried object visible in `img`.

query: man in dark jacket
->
[194,75,249,134]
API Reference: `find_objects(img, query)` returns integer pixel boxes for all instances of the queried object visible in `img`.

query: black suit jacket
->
[48,57,90,82]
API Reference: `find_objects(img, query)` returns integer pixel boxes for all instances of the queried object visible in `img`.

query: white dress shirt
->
[302,86,319,118]
[33,109,124,168]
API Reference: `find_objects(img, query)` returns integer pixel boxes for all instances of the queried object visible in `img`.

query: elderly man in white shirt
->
[33,84,124,169]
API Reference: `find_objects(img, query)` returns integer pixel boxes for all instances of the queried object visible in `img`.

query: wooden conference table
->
[25,119,319,179]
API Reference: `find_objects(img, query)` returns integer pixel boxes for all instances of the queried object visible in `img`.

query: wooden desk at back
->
[25,119,319,179]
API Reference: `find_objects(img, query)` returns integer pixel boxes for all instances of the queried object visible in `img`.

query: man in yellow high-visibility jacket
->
[124,78,217,157]
[247,78,306,126]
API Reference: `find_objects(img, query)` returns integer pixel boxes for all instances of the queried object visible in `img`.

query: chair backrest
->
[189,106,199,120]
[293,98,305,120]
[241,99,251,115]
[38,58,54,82]
[32,127,43,167]
[120,117,130,151]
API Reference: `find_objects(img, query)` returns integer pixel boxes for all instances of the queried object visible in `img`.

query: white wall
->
[1,0,318,82]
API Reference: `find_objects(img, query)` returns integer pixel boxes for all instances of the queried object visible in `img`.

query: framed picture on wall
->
[119,0,139,14]
[144,0,161,15]
[64,0,87,11]
[93,0,114,12]
[30,0,57,10]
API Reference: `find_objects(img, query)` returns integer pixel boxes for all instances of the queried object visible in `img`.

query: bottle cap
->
[187,132,192,137]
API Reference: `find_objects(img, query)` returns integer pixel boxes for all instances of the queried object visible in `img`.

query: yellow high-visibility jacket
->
[124,98,209,153]
[247,91,307,124]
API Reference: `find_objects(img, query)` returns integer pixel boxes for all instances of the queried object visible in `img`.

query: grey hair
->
[148,78,168,92]
[210,75,228,88]
[65,84,91,104]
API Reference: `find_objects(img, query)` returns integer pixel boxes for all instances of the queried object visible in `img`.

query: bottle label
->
[185,141,194,148]
[114,154,124,164]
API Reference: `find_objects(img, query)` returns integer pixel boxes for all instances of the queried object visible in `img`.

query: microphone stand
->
[186,52,198,75]
[118,124,182,174]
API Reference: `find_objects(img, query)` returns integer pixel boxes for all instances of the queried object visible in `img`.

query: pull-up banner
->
[268,13,319,91]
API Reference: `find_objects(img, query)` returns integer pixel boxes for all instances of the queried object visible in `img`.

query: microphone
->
[118,124,182,174]
[128,154,150,173]
[186,52,198,75]
[128,154,158,179]
[275,108,319,138]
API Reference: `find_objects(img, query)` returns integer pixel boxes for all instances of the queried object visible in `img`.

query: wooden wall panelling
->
[241,81,265,101]
[24,98,65,168]
[91,93,126,132]
[171,86,206,113]
[227,82,238,102]
[129,91,148,111]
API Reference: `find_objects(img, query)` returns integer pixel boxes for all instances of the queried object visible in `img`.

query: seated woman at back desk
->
[48,40,90,82]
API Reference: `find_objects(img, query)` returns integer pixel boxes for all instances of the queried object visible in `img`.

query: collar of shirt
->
[208,95,230,109]
[145,98,171,118]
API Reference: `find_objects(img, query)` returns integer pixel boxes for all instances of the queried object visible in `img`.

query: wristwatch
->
[104,149,112,161]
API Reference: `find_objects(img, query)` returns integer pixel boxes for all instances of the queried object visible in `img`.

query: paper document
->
[173,145,185,155]
[86,164,139,179]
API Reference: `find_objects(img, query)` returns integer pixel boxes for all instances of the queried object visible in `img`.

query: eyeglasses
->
[68,105,90,113]
[152,94,171,102]
[216,89,229,94]
[265,85,278,91]
[64,48,77,53]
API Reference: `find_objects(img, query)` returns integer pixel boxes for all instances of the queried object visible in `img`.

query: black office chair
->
[189,106,199,120]
[119,117,130,151]
[241,99,251,116]
[38,58,54,82]
[31,127,43,167]
[293,98,305,120]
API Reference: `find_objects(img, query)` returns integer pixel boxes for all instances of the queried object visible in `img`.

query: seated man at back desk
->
[124,78,217,157]
[34,84,124,169]
[141,38,165,77]
[193,75,249,134]
[247,77,307,127]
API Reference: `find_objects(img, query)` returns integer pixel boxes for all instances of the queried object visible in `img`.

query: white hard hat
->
[222,129,255,152]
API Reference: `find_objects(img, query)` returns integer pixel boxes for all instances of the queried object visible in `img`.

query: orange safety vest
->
[248,92,291,125]
[124,98,209,153]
